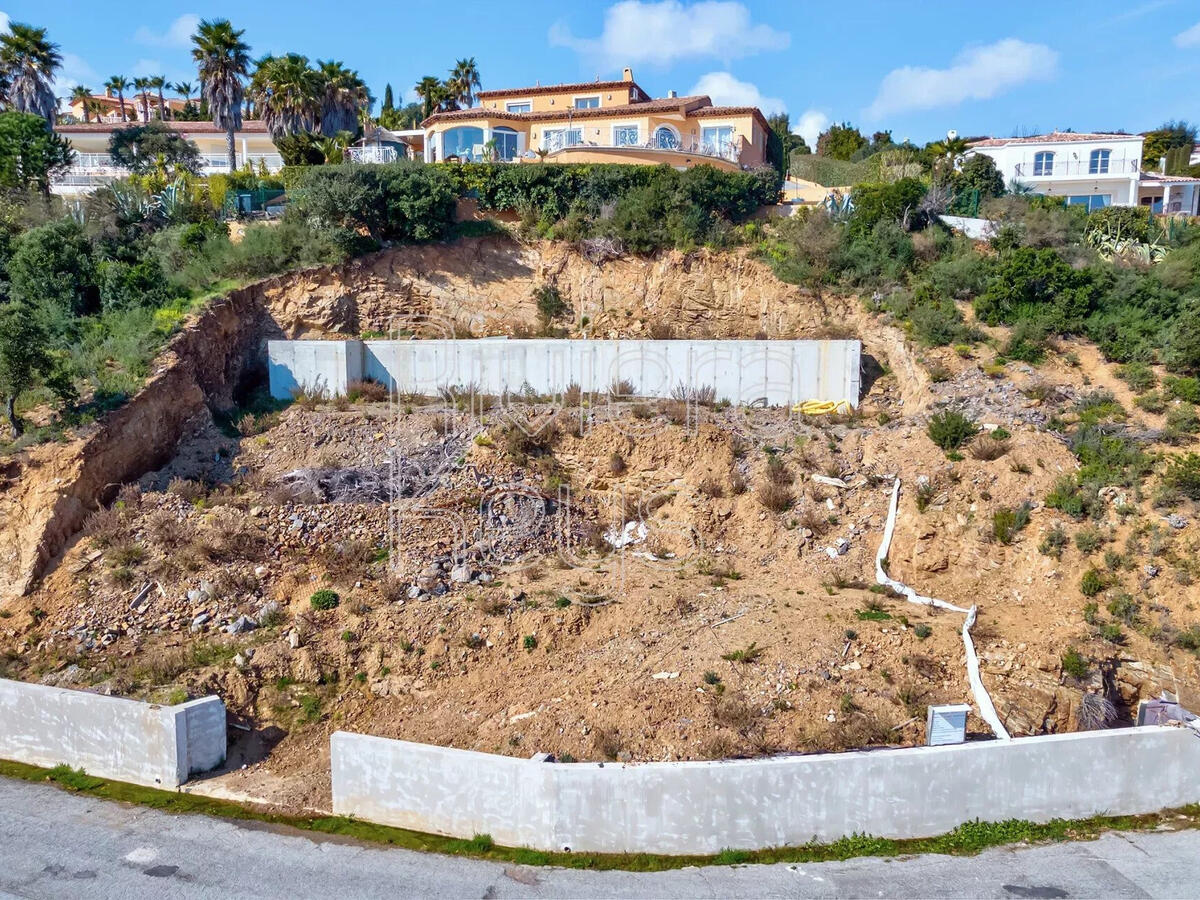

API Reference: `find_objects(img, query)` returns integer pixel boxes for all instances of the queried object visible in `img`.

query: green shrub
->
[1163,453,1200,499]
[1099,623,1125,644]
[310,589,340,610]
[1074,527,1104,553]
[991,503,1032,544]
[974,247,1098,332]
[1165,377,1200,403]
[1038,524,1069,557]
[1079,568,1105,597]
[1106,592,1140,625]
[1002,319,1049,364]
[1061,647,1089,679]
[927,410,979,451]
[1117,361,1157,393]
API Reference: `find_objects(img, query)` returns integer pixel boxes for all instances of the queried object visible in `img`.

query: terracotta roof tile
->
[56,120,269,134]
[477,79,639,100]
[422,96,714,129]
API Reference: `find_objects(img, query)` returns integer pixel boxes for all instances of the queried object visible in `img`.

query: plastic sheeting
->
[876,478,1011,741]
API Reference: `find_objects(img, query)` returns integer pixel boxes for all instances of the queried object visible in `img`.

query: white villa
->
[966,132,1199,215]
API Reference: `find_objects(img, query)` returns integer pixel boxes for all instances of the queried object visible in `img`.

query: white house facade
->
[966,132,1199,216]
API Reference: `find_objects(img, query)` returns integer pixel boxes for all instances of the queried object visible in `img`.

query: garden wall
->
[331,726,1200,854]
[268,338,862,408]
[0,678,226,788]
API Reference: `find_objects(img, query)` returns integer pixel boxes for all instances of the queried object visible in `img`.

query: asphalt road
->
[0,777,1197,899]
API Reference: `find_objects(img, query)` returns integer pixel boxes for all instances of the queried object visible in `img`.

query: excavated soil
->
[2,237,1199,814]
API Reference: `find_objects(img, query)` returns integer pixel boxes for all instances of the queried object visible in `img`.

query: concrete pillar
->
[1163,184,1172,213]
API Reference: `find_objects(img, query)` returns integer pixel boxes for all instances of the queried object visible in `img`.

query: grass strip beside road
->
[3,758,1198,872]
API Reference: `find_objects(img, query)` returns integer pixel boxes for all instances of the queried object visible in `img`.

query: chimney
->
[667,89,677,99]
[622,67,633,82]
[105,87,113,98]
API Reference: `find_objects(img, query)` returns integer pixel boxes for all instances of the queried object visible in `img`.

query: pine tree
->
[382,83,394,113]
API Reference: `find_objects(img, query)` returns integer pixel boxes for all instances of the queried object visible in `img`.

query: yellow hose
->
[792,399,853,415]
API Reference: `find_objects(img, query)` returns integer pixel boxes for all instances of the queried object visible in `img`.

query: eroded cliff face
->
[0,238,880,601]
[0,287,272,600]
[258,237,849,340]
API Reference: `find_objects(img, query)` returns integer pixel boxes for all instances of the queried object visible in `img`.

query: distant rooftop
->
[969,131,1142,148]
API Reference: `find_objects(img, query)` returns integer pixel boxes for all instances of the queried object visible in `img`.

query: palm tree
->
[69,84,92,122]
[105,76,130,122]
[317,130,354,164]
[414,75,442,121]
[317,60,369,136]
[191,18,250,172]
[133,77,152,122]
[149,75,167,120]
[173,80,195,108]
[250,53,323,138]
[0,22,62,128]
[449,58,481,108]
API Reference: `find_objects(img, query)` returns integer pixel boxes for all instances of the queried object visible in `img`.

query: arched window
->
[442,126,484,161]
[654,126,679,149]
[1033,151,1055,176]
[1088,148,1111,175]
[492,126,519,161]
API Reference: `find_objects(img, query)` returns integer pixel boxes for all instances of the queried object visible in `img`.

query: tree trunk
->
[227,127,236,172]
[118,91,127,122]
[4,395,20,438]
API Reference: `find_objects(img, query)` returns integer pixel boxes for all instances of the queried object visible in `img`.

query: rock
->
[1144,565,1160,578]
[186,589,204,603]
[1166,514,1188,530]
[226,615,257,634]
[254,565,268,577]
[190,612,211,629]
[407,585,422,600]
[834,537,851,555]
[449,565,472,583]
[433,582,448,596]
[651,671,680,679]
[288,630,302,649]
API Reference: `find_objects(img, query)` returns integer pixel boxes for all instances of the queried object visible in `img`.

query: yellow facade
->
[423,68,769,171]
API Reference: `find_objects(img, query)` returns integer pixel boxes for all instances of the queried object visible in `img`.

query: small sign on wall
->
[926,704,971,746]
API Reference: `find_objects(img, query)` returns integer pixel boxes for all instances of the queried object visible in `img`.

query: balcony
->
[198,153,285,173]
[1014,158,1140,178]
[542,134,741,164]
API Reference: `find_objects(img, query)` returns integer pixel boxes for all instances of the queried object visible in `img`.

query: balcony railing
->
[348,145,399,164]
[1014,158,1140,178]
[542,134,740,163]
[198,153,285,172]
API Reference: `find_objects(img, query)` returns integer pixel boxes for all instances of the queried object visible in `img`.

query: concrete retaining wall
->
[0,679,226,788]
[269,339,862,408]
[331,727,1200,854]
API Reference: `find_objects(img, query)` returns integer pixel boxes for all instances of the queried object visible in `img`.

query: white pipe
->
[876,478,1011,740]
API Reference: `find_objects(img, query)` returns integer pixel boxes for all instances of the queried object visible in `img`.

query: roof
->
[1139,172,1200,184]
[969,131,1142,148]
[55,120,270,134]
[477,79,640,100]
[422,95,769,131]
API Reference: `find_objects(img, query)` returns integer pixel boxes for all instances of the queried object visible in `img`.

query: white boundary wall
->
[332,727,1200,854]
[269,339,862,408]
[0,678,226,788]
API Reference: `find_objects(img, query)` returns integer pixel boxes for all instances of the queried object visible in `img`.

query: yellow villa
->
[421,68,769,171]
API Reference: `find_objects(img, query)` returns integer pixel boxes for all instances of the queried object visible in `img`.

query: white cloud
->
[50,52,99,111]
[131,58,164,77]
[1175,21,1200,47]
[550,1,788,68]
[864,39,1058,120]
[0,12,10,33]
[793,109,829,148]
[688,71,784,114]
[134,13,199,49]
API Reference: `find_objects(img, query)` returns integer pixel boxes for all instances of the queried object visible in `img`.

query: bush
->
[927,410,979,451]
[756,480,794,512]
[991,503,1032,544]
[1117,361,1157,393]
[1061,648,1089,679]
[848,178,928,234]
[1079,567,1105,597]
[291,161,458,244]
[1038,523,1069,558]
[1163,453,1200,499]
[310,589,340,610]
[974,247,1098,332]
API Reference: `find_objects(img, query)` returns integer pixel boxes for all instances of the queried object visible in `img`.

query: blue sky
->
[3,0,1198,145]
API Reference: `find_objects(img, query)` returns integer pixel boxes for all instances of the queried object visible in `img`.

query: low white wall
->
[0,679,226,788]
[268,339,862,408]
[332,727,1200,854]
[939,215,995,240]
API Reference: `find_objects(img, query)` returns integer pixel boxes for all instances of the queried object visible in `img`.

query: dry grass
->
[797,503,831,536]
[756,480,794,512]
[167,478,208,503]
[801,709,895,752]
[970,435,1010,461]
[648,322,675,340]
[144,510,194,549]
[319,539,379,582]
[591,725,623,760]
[609,452,627,475]
[608,378,636,399]
[712,693,758,731]
[82,506,123,548]
[698,476,725,499]
[346,379,388,403]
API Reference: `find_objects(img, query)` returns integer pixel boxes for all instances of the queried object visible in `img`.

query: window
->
[442,126,485,161]
[1032,151,1055,176]
[543,128,582,151]
[492,126,519,161]
[573,96,600,109]
[612,125,639,146]
[701,125,735,158]
[654,126,679,149]
[1066,194,1111,212]
[1088,148,1111,175]
[505,102,531,114]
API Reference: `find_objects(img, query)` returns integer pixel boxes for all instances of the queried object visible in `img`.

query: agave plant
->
[156,177,193,223]
[107,179,158,224]
[1086,217,1168,264]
